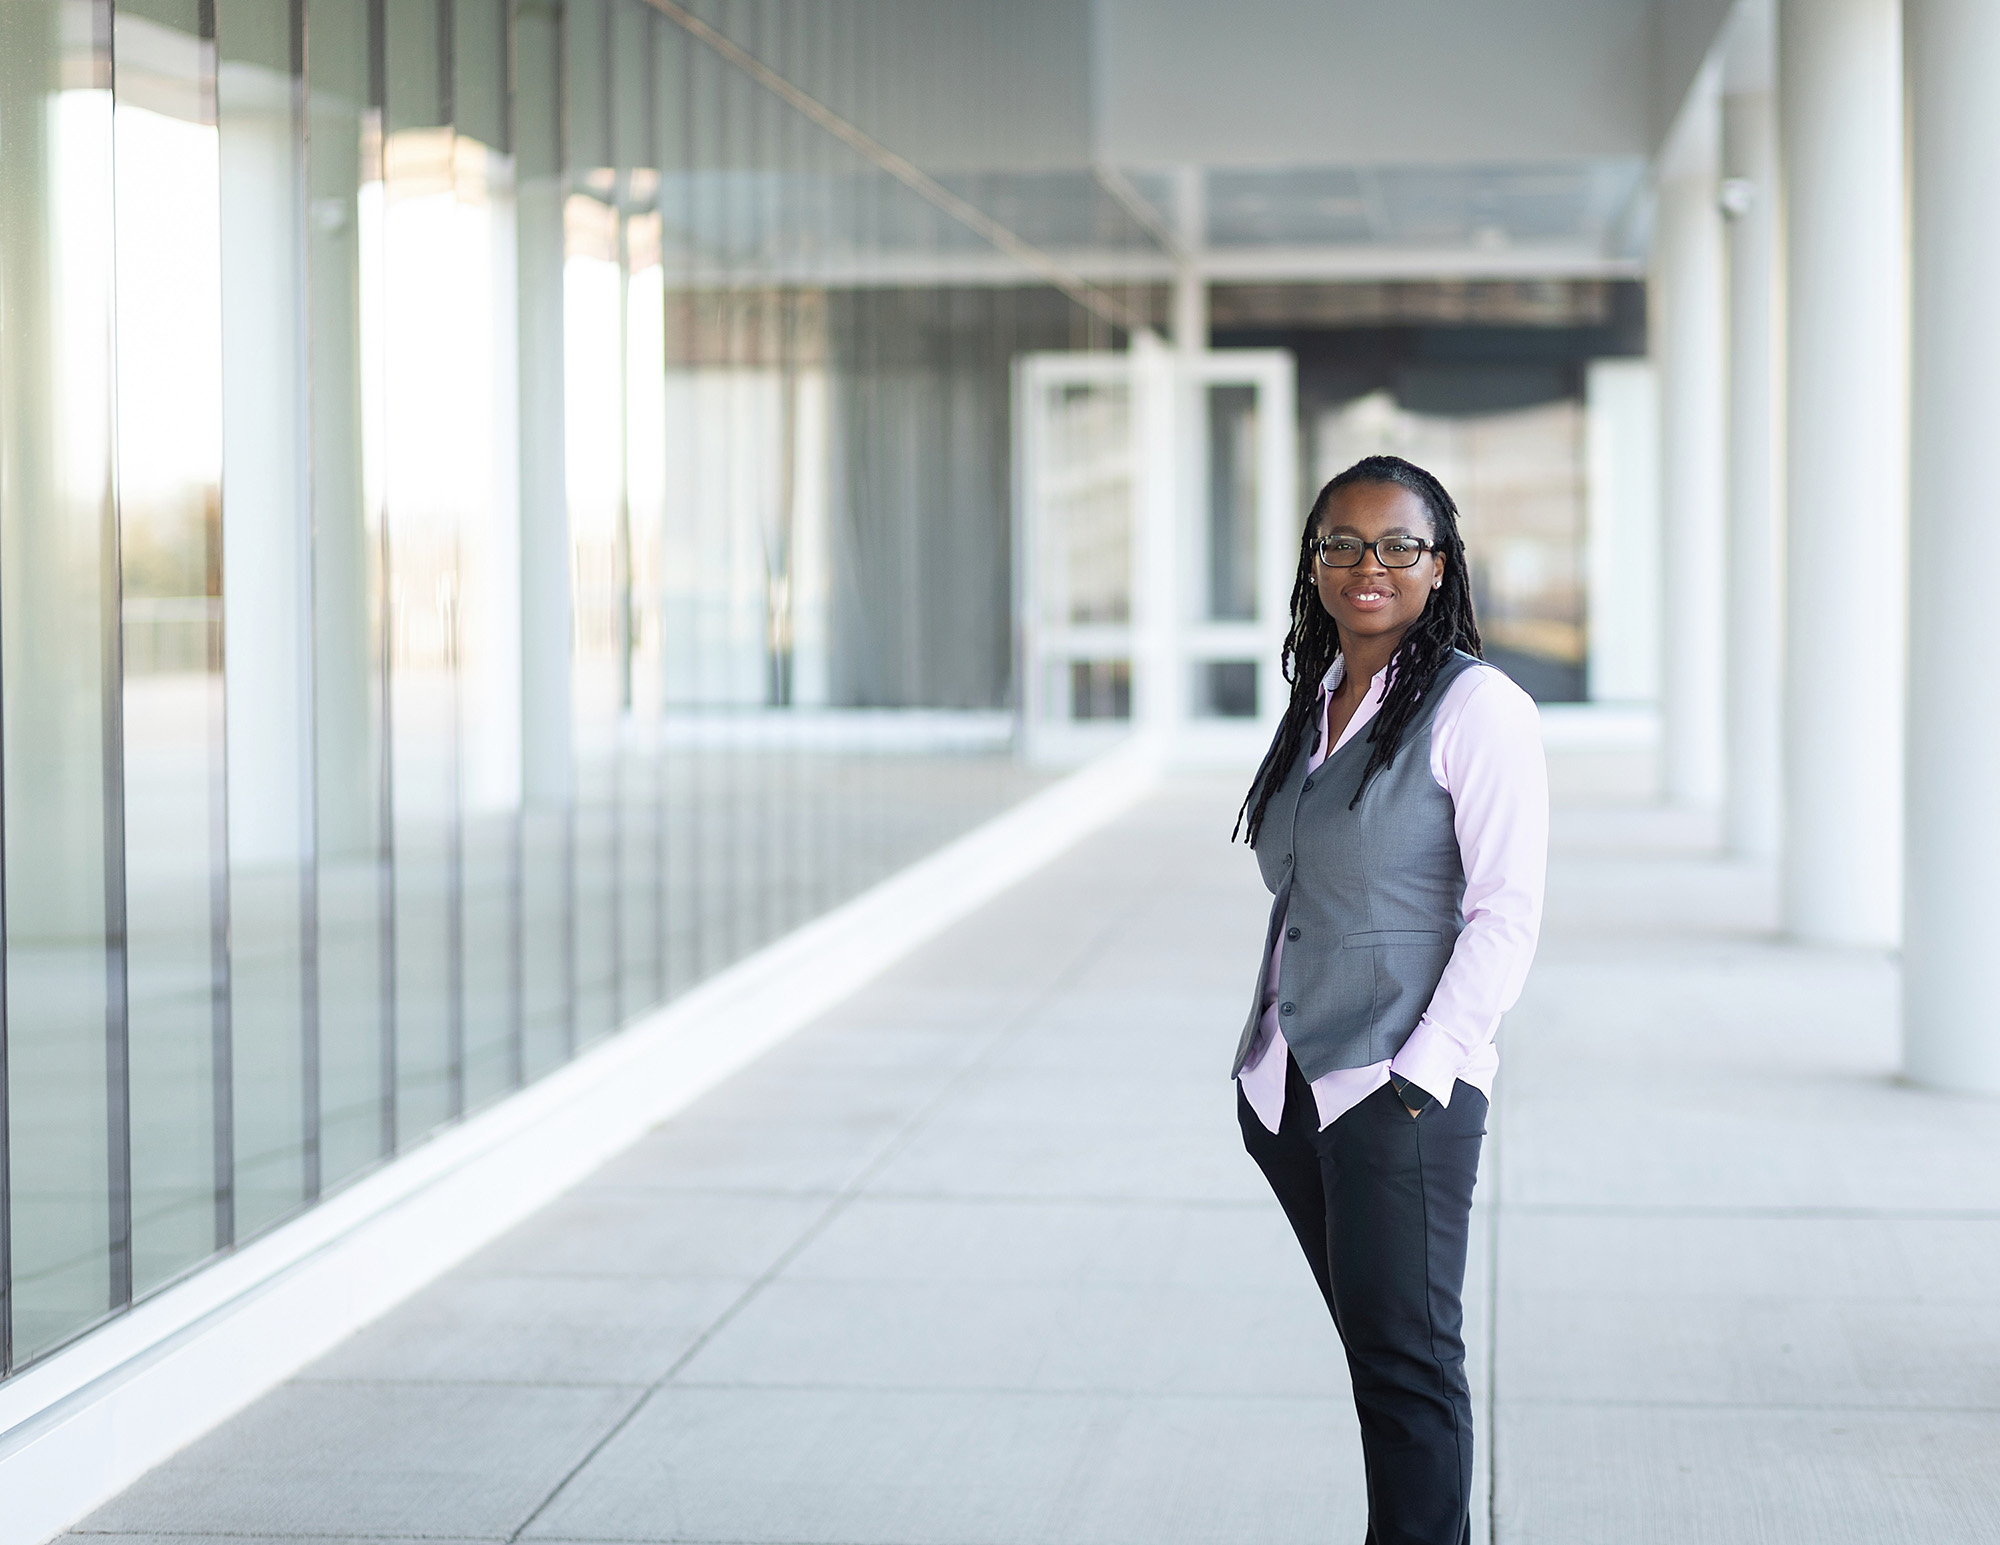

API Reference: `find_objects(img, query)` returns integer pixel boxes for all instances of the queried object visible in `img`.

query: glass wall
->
[0,0,1150,1375]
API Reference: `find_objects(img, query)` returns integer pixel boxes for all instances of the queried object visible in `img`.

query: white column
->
[1653,104,1728,808]
[1778,0,1905,946]
[518,168,572,807]
[1585,360,1662,707]
[218,68,310,868]
[1903,0,2000,1090]
[1172,165,1205,353]
[1130,329,1180,741]
[1722,89,1783,858]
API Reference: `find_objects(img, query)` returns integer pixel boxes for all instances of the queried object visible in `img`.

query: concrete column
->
[1722,89,1782,858]
[1778,0,1905,946]
[1903,0,2000,1091]
[1653,103,1728,808]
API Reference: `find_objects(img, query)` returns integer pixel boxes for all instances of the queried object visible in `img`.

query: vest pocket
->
[1352,932,1455,1060]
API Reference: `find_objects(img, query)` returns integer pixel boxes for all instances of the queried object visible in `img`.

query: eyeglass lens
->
[1315,537,1428,569]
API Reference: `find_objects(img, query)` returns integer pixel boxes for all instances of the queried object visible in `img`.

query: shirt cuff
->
[1390,1019,1463,1108]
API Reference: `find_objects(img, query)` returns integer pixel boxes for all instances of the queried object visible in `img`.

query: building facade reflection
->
[0,0,1121,1373]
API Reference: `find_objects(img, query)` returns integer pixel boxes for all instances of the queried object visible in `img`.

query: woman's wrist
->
[1389,1073,1433,1115]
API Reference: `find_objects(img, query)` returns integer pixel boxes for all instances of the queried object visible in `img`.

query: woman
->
[1232,455,1547,1545]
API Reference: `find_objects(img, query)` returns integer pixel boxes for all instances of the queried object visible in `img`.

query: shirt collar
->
[1320,658,1390,698]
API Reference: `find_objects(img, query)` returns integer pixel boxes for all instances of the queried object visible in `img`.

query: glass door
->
[1178,349,1297,761]
[1015,340,1295,765]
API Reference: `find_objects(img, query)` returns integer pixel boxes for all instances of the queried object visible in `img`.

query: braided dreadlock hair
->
[1233,454,1483,846]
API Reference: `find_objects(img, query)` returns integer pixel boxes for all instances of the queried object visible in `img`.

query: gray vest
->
[1232,651,1479,1081]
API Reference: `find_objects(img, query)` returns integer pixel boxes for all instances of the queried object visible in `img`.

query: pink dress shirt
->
[1237,657,1548,1134]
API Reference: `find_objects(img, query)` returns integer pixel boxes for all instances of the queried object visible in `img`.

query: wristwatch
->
[1390,1073,1432,1116]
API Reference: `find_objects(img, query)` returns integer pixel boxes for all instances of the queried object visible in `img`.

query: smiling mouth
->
[1344,588,1393,604]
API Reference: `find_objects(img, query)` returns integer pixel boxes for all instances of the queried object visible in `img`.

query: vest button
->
[1302,778,1314,793]
[1280,1002,1295,1016]
[1282,853,1292,865]
[1286,926,1300,941]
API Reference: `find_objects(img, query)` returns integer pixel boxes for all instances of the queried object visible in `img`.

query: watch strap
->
[1390,1074,1433,1112]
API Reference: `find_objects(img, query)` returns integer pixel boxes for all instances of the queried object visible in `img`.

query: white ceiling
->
[669,0,1750,282]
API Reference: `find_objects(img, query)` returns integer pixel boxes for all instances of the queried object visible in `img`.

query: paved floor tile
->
[579,1114,909,1197]
[80,1383,637,1538]
[522,1387,1366,1544]
[1494,1404,2000,1545]
[460,1191,829,1279]
[674,1276,1338,1395]
[777,1195,1297,1289]
[301,1275,751,1386]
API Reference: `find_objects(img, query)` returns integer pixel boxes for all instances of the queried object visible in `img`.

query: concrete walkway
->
[71,780,2000,1544]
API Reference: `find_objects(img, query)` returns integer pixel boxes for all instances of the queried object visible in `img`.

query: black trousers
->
[1239,1053,1486,1545]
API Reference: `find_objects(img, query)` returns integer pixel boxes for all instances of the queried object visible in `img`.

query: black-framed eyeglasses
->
[1311,535,1436,570]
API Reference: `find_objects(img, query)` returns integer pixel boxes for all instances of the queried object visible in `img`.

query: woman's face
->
[1311,481,1443,650]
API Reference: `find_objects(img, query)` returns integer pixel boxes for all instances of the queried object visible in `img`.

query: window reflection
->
[0,0,1079,1377]
[113,0,230,1299]
[2,0,121,1362]
[216,0,312,1249]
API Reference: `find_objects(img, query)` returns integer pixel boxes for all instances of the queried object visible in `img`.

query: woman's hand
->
[1391,1074,1433,1119]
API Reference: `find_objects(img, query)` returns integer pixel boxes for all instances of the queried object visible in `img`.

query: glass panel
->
[514,0,570,1079]
[379,0,457,1138]
[114,0,230,1294]
[1205,383,1259,622]
[610,0,655,1025]
[623,186,667,1016]
[1066,660,1132,721]
[0,0,121,1360]
[216,0,313,1241]
[657,13,701,995]
[305,0,389,1184]
[564,179,622,1045]
[1192,659,1259,719]
[1038,381,1132,629]
[455,0,523,1115]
